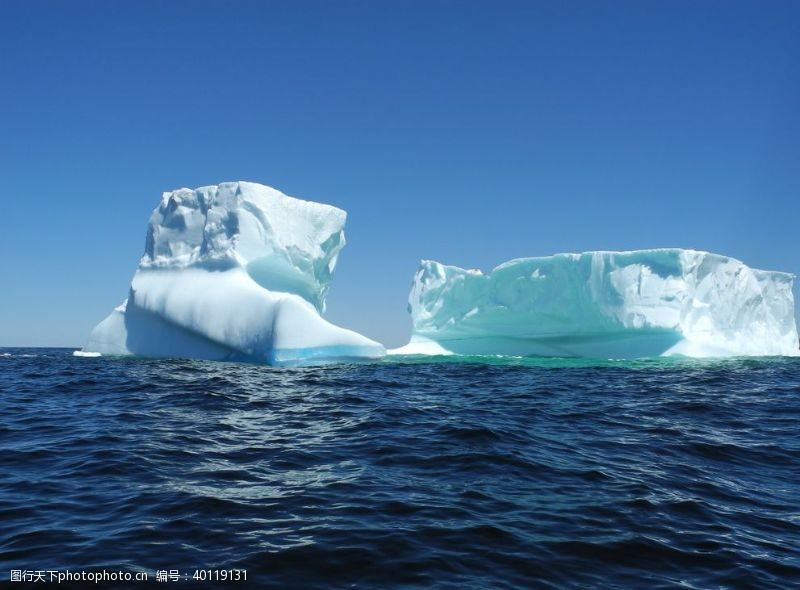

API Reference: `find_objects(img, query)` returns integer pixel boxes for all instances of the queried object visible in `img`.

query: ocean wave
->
[1,348,798,588]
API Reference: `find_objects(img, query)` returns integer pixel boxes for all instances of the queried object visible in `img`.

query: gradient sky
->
[1,0,798,348]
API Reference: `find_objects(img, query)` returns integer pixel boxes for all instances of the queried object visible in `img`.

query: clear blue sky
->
[1,1,798,348]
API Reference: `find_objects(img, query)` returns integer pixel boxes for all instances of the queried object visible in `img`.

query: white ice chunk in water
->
[394,249,799,358]
[80,181,385,365]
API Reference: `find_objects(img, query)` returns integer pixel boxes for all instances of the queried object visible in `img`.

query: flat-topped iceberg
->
[80,181,385,365]
[394,249,799,358]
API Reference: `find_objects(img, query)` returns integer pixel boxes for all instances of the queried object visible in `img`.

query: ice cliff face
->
[397,249,799,358]
[80,181,385,365]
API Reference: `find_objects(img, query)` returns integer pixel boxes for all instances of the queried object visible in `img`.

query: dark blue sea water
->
[1,348,799,588]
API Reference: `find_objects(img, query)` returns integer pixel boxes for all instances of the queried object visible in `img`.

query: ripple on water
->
[0,349,799,588]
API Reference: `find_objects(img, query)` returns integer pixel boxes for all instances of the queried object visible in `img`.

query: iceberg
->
[80,181,385,365]
[394,249,799,358]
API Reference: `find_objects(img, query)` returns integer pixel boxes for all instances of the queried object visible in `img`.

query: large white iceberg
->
[394,249,799,358]
[80,181,385,365]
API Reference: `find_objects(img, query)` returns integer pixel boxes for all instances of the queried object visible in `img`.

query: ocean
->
[1,348,799,588]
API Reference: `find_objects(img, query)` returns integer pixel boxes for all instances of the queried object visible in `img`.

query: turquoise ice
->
[394,250,799,358]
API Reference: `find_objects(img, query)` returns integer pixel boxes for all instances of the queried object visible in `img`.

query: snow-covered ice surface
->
[80,181,385,366]
[393,250,800,359]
